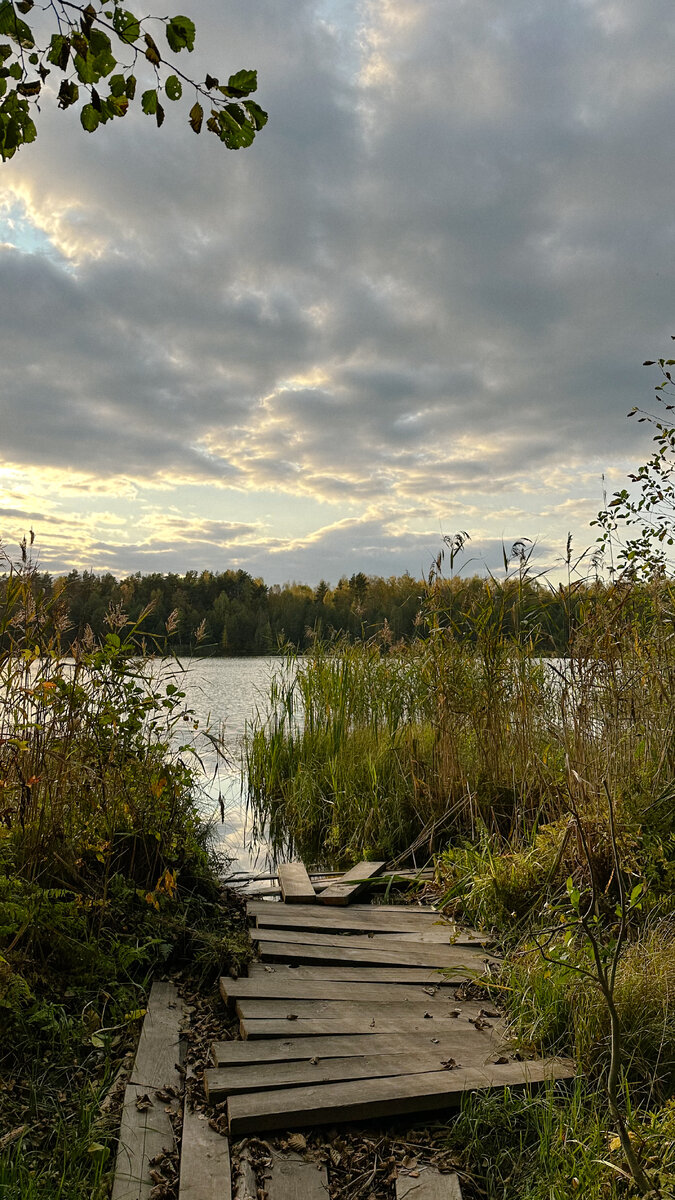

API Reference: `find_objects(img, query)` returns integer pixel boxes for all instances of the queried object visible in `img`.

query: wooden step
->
[396,1166,462,1199]
[235,998,497,1023]
[278,863,316,904]
[240,1013,502,1040]
[227,1058,575,1134]
[266,1152,329,1199]
[256,939,490,970]
[246,964,460,985]
[221,978,481,1006]
[211,1032,470,1067]
[317,861,386,905]
[206,1035,500,1100]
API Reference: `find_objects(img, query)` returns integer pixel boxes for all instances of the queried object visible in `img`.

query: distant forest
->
[7,566,664,656]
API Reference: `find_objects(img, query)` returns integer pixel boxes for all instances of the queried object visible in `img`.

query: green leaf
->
[222,68,257,97]
[244,99,267,130]
[188,99,202,133]
[57,78,78,108]
[125,72,136,99]
[109,72,125,96]
[80,102,99,131]
[165,14,195,52]
[0,42,11,61]
[165,73,181,100]
[113,8,140,43]
[155,99,164,127]
[141,86,157,115]
[47,33,70,70]
[0,2,34,47]
[8,60,20,78]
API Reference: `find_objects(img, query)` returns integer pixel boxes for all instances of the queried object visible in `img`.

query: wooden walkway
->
[112,860,574,1200]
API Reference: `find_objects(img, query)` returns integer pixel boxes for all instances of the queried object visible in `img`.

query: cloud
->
[1,0,673,583]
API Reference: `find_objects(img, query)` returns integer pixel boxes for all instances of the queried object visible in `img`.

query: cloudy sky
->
[1,0,673,584]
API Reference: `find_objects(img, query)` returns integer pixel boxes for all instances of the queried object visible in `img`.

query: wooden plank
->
[222,978,482,1006]
[248,901,440,916]
[233,1150,257,1200]
[241,1014,502,1039]
[236,998,496,1022]
[247,964,460,985]
[266,1152,329,1200]
[257,939,490,970]
[317,861,386,905]
[112,983,183,1200]
[252,926,492,950]
[247,903,482,939]
[130,980,183,1090]
[206,1038,500,1100]
[212,1032,471,1067]
[278,863,316,904]
[179,1101,232,1200]
[227,1058,576,1134]
[396,1167,462,1199]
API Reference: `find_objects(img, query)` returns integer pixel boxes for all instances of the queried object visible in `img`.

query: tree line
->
[4,563,669,656]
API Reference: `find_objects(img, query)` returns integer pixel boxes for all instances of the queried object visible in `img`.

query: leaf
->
[165,15,195,52]
[47,32,70,70]
[141,87,157,115]
[165,73,181,100]
[0,3,33,48]
[144,32,160,65]
[244,98,267,130]
[57,78,79,109]
[125,73,136,99]
[223,67,257,97]
[155,100,164,127]
[188,100,202,133]
[113,8,140,43]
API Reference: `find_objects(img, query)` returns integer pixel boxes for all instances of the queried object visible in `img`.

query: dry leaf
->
[288,1133,307,1152]
[135,1093,154,1112]
[286,1013,299,1021]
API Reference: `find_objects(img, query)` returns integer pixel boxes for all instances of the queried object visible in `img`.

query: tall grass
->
[246,572,675,868]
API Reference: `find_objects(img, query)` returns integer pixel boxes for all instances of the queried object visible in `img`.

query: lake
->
[174,656,286,875]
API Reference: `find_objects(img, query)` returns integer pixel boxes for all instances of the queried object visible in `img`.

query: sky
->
[1,0,675,585]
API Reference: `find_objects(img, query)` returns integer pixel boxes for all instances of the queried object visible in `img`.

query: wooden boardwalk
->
[113,861,574,1200]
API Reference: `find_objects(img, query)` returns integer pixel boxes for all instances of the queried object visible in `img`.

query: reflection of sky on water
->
[170,656,291,875]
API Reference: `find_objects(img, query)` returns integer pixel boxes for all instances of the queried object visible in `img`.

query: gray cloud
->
[1,0,674,580]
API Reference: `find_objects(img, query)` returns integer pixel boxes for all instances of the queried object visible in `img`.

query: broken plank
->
[246,964,460,985]
[396,1167,462,1200]
[236,998,494,1022]
[206,1040,499,1101]
[211,1032,468,1067]
[266,1152,329,1200]
[227,1058,576,1134]
[248,902,441,915]
[112,983,183,1200]
[179,1101,232,1200]
[257,939,491,970]
[316,861,386,905]
[240,1014,501,1039]
[278,863,316,904]
[222,978,481,1006]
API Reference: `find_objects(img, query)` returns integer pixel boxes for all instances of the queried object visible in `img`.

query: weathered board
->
[178,1098,232,1200]
[246,964,460,985]
[227,1059,575,1134]
[240,1014,501,1040]
[212,1032,469,1067]
[278,863,316,904]
[396,1167,462,1199]
[265,1152,329,1200]
[252,926,492,950]
[317,861,386,905]
[206,1039,499,1100]
[112,982,183,1200]
[235,998,496,1023]
[248,903,486,942]
[221,978,481,1006]
[257,939,490,970]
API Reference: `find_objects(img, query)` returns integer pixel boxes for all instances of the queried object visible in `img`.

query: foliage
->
[594,346,675,576]
[0,0,267,159]
[0,539,250,1196]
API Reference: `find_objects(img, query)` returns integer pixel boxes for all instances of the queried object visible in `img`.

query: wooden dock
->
[113,860,574,1200]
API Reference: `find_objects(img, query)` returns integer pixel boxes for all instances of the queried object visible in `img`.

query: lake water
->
[173,656,285,875]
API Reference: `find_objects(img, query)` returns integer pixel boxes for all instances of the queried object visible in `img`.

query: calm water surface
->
[175,656,286,874]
